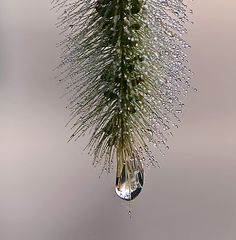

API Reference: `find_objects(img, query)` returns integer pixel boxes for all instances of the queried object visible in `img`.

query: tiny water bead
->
[115,159,144,201]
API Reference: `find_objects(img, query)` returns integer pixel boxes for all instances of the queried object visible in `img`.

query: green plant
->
[53,0,192,200]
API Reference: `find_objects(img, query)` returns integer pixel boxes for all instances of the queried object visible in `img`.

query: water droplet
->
[115,158,144,201]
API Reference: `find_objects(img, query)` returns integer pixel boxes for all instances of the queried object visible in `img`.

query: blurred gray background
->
[0,0,236,240]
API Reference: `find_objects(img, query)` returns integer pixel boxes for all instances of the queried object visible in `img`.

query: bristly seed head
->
[53,0,192,172]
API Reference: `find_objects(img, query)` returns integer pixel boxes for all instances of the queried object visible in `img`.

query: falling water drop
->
[115,158,144,201]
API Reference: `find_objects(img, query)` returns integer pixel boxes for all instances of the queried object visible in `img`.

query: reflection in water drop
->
[115,159,144,201]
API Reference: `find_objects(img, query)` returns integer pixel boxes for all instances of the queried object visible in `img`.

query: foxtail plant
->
[53,0,192,201]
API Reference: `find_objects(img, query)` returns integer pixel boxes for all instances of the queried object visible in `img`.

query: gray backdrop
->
[0,0,236,240]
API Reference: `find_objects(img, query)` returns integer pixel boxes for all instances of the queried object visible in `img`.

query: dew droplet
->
[115,158,144,201]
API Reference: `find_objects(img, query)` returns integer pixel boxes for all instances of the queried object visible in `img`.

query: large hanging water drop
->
[115,158,144,201]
